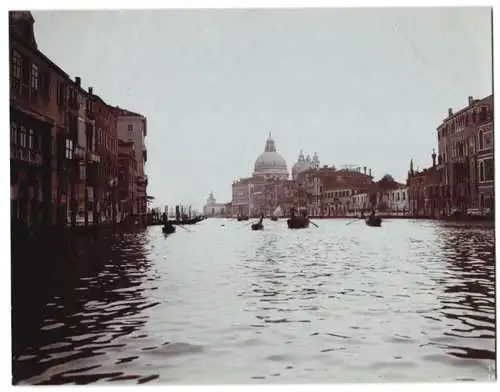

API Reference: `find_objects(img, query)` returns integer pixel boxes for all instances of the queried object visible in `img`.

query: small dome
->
[253,133,289,180]
[292,150,315,180]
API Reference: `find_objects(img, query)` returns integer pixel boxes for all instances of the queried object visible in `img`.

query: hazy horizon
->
[31,7,492,210]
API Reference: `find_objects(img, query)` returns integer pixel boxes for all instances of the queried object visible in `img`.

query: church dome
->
[253,133,289,180]
[292,150,308,179]
[292,150,319,180]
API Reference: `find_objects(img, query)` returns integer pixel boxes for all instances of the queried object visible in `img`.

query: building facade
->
[116,109,148,224]
[436,94,494,215]
[203,192,228,217]
[10,11,149,229]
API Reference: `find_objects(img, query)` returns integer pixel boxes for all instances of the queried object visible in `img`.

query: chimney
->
[75,76,81,86]
[468,96,474,105]
[363,166,367,175]
[369,168,372,177]
[432,148,436,167]
[89,87,93,95]
[448,108,453,117]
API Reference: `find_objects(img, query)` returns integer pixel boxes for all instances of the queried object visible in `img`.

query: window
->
[11,51,21,82]
[30,64,39,91]
[65,139,73,160]
[402,192,406,200]
[478,130,484,150]
[19,126,28,148]
[11,121,18,145]
[128,124,133,134]
[484,158,494,181]
[28,128,34,149]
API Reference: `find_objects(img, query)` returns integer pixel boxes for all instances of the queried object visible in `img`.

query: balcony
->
[11,146,43,166]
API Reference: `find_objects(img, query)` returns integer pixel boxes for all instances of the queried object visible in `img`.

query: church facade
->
[231,133,320,217]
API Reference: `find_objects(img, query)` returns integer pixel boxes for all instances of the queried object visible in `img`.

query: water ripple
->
[12,219,496,384]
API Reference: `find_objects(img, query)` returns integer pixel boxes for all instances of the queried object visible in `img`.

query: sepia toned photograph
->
[8,3,495,386]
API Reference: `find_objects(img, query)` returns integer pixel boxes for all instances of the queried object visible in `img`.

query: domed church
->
[252,133,289,180]
[292,151,320,180]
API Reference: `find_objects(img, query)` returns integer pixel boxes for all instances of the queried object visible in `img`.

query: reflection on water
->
[11,219,496,384]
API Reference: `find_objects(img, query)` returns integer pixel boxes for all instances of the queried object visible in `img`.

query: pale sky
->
[32,7,492,210]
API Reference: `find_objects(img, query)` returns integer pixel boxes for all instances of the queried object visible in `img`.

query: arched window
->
[480,193,485,209]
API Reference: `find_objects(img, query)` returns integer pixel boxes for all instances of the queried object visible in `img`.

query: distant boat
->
[365,216,382,227]
[251,222,264,230]
[162,223,176,234]
[287,215,310,229]
[237,215,249,221]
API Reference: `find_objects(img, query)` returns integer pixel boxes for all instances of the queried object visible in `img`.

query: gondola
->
[287,215,310,229]
[237,215,249,221]
[162,223,176,234]
[365,216,382,227]
[251,222,264,230]
[270,216,278,221]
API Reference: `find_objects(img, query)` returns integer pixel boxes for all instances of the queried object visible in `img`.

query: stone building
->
[203,192,228,217]
[232,133,294,217]
[9,11,149,228]
[116,108,148,222]
[436,94,494,214]
[407,154,446,218]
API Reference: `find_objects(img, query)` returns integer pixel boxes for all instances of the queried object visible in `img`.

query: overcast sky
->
[32,7,492,210]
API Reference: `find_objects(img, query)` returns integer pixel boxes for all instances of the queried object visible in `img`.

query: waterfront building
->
[89,90,119,224]
[373,175,408,215]
[9,11,149,229]
[232,133,294,217]
[436,94,493,214]
[407,155,445,218]
[296,165,374,217]
[116,109,148,224]
[203,192,228,217]
[10,11,63,228]
[407,94,493,218]
[117,140,137,222]
[385,186,409,215]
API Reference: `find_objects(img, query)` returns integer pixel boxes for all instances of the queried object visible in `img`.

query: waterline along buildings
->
[228,94,493,220]
[407,94,494,218]
[10,11,148,229]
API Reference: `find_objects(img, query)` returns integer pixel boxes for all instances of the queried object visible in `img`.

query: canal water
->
[11,218,496,384]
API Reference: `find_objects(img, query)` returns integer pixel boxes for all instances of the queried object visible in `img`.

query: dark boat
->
[251,222,264,230]
[237,215,249,221]
[287,216,310,229]
[162,223,176,234]
[270,216,278,221]
[365,216,382,227]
